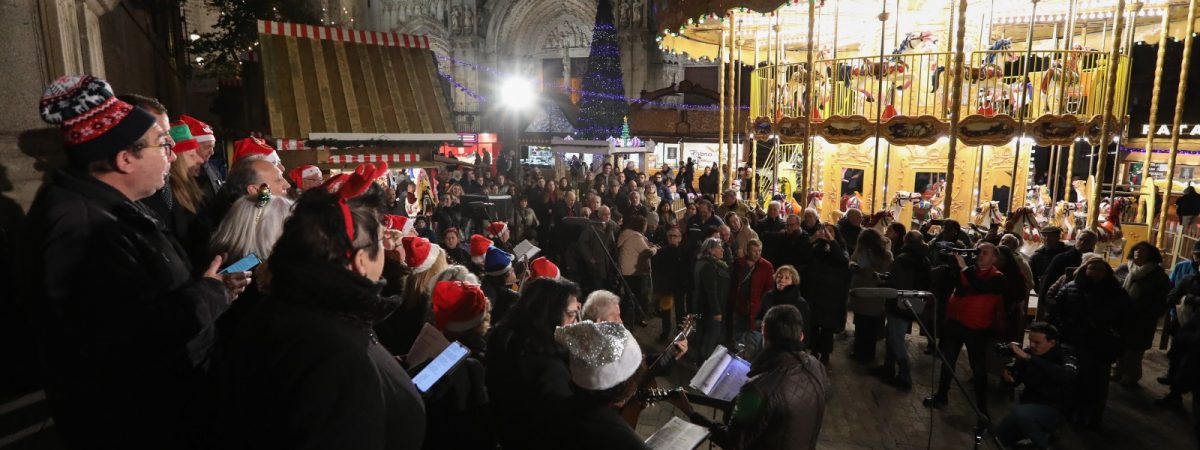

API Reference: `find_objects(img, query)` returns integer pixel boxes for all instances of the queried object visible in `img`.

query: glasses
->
[133,141,172,155]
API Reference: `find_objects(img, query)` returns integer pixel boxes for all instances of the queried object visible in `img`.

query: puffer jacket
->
[1049,274,1130,360]
[691,348,833,450]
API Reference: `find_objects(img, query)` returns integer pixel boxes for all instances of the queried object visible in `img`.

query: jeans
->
[936,320,992,414]
[883,314,913,383]
[997,403,1062,449]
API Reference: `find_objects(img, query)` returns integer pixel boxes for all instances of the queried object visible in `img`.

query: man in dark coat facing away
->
[22,75,248,449]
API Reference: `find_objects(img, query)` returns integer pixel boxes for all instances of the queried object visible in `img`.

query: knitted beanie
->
[39,75,156,165]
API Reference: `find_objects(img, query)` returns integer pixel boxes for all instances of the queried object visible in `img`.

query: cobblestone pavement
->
[629,315,1197,450]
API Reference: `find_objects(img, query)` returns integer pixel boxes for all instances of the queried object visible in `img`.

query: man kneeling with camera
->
[996,322,1078,450]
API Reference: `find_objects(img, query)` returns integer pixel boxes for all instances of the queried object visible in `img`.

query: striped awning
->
[256,20,454,141]
[327,153,422,164]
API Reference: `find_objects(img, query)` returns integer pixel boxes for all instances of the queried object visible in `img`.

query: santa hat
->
[432,281,488,332]
[486,221,509,239]
[529,257,561,280]
[483,246,513,276]
[178,114,214,143]
[384,214,414,235]
[287,164,321,187]
[402,236,443,273]
[39,75,156,165]
[168,121,199,154]
[554,321,643,391]
[469,235,492,265]
[233,136,281,165]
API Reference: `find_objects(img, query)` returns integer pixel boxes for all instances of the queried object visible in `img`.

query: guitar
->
[620,314,699,426]
[634,387,733,412]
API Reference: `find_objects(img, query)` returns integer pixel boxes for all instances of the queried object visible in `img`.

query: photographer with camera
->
[924,243,1006,419]
[994,322,1078,450]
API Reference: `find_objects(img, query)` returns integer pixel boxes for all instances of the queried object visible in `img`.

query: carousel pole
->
[773,13,783,194]
[1049,20,1061,201]
[1110,3,1141,203]
[1140,6,1169,230]
[881,0,900,208]
[1087,0,1126,229]
[943,1,955,118]
[871,0,888,214]
[1060,0,1081,204]
[944,0,970,218]
[1157,0,1198,247]
[726,13,737,192]
[1010,0,1039,213]
[719,18,727,194]
[802,0,817,198]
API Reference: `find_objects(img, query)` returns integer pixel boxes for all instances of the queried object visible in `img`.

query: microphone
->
[561,216,602,225]
[465,201,495,207]
[849,288,933,314]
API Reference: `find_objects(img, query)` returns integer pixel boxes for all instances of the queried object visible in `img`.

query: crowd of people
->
[11,73,1200,450]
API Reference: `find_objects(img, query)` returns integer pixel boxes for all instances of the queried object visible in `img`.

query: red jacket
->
[946,266,1006,330]
[732,256,776,319]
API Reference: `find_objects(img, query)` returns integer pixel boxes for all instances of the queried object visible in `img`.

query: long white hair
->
[210,195,295,263]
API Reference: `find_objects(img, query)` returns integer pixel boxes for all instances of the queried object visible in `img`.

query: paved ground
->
[630,314,1198,450]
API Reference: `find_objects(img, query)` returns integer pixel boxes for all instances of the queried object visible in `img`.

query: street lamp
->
[499,76,536,185]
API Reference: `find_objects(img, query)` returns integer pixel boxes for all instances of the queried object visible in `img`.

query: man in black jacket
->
[1037,230,1096,300]
[873,231,931,390]
[996,322,1079,450]
[1028,226,1067,290]
[23,75,248,448]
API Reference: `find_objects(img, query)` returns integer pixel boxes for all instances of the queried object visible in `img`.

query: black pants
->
[936,320,991,415]
[621,275,649,320]
[810,323,836,358]
[1069,347,1113,426]
[853,314,883,361]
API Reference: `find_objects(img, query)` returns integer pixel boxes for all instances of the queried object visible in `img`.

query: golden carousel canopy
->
[655,0,1187,62]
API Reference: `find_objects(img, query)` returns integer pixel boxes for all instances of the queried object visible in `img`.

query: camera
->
[993,342,1018,356]
[934,242,979,265]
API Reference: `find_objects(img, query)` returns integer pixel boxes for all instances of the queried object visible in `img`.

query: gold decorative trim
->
[818,115,874,145]
[958,114,1018,146]
[1029,114,1083,146]
[880,115,947,146]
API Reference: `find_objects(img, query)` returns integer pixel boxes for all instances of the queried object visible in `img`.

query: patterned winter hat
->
[555,320,643,391]
[39,75,157,164]
[168,121,199,154]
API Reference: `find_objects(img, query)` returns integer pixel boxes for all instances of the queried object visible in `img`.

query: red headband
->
[335,162,389,256]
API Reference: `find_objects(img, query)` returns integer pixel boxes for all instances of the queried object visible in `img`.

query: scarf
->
[1122,262,1160,300]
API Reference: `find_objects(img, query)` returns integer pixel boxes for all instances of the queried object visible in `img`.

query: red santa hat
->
[384,214,414,235]
[432,281,488,332]
[486,221,508,239]
[287,164,321,187]
[178,114,214,143]
[401,236,443,273]
[469,234,492,265]
[233,136,281,165]
[322,173,349,193]
[528,257,561,280]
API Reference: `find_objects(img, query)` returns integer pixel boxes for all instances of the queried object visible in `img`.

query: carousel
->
[655,0,1199,261]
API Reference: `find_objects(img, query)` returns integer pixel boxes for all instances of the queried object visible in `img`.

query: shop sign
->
[1137,124,1200,137]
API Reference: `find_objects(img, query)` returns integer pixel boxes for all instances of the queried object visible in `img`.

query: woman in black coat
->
[485,277,582,450]
[692,237,731,364]
[757,265,811,341]
[652,226,689,340]
[1114,241,1172,386]
[211,187,425,450]
[802,223,851,365]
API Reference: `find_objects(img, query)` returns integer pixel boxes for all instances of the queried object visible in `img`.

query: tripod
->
[578,219,646,321]
[902,294,1005,450]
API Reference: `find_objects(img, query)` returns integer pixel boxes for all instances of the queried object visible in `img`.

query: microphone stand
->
[581,219,646,321]
[902,295,1004,450]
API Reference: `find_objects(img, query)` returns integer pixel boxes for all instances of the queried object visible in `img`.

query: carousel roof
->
[655,0,1185,62]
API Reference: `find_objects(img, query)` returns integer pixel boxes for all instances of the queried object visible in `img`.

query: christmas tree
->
[575,0,628,140]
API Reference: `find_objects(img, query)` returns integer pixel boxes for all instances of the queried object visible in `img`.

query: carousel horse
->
[1096,197,1126,243]
[1040,46,1086,113]
[930,37,1012,92]
[914,179,947,224]
[841,192,865,212]
[1052,201,1087,239]
[807,190,825,210]
[972,201,1006,230]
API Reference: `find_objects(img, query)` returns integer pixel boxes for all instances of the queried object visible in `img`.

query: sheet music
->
[406,323,450,368]
[688,345,751,402]
[513,239,540,261]
[645,417,710,450]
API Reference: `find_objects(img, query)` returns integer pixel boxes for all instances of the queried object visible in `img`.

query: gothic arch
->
[484,0,596,57]
[392,16,450,56]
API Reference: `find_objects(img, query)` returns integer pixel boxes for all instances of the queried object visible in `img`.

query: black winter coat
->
[758,284,812,338]
[888,245,932,317]
[1038,247,1084,298]
[420,347,494,450]
[21,169,229,449]
[802,239,850,330]
[1049,274,1130,361]
[211,260,425,450]
[652,244,688,295]
[693,256,731,318]
[1029,241,1068,286]
[556,396,651,450]
[484,324,573,450]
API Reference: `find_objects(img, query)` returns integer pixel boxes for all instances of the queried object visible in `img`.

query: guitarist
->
[668,305,832,450]
[581,290,690,376]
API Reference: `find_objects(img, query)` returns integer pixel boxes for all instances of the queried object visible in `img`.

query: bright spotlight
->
[500,77,535,110]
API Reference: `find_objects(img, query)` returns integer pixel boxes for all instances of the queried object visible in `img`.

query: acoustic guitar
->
[620,314,699,426]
